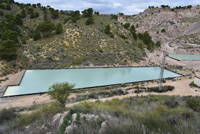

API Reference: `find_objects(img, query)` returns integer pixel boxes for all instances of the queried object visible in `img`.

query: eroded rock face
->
[99,121,107,134]
[59,111,70,127]
[118,7,200,48]
[52,113,62,125]
[64,123,77,134]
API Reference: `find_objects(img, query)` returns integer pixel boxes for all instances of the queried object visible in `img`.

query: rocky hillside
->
[0,1,158,76]
[118,6,200,54]
[1,96,200,134]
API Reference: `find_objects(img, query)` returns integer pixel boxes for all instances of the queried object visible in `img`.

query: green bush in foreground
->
[62,96,199,134]
[0,108,18,123]
[48,82,75,107]
[186,97,200,112]
[17,102,64,127]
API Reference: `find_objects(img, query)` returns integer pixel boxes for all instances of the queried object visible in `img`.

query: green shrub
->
[118,34,127,39]
[155,41,161,47]
[56,23,63,34]
[60,112,72,134]
[164,96,179,108]
[147,85,174,93]
[85,17,94,25]
[64,17,71,23]
[1,30,19,43]
[161,29,166,33]
[186,97,200,112]
[0,39,17,60]
[109,33,114,38]
[94,11,100,15]
[82,8,93,18]
[33,30,41,41]
[36,21,55,37]
[134,89,143,93]
[18,111,38,126]
[169,107,194,119]
[50,8,59,19]
[121,84,126,87]
[148,95,168,102]
[18,102,64,127]
[76,113,80,121]
[111,14,118,20]
[73,61,82,65]
[105,25,111,34]
[0,108,18,123]
[123,23,130,29]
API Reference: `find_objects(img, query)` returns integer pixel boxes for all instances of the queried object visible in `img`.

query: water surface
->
[3,67,182,97]
[169,54,200,61]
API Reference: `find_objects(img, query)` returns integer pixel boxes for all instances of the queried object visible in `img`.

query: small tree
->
[36,21,55,37]
[33,30,41,41]
[105,24,111,34]
[0,39,17,60]
[56,23,63,34]
[37,3,41,7]
[1,30,18,43]
[123,23,130,29]
[48,82,75,107]
[20,9,26,18]
[130,25,137,40]
[161,29,166,33]
[85,17,94,25]
[82,8,93,18]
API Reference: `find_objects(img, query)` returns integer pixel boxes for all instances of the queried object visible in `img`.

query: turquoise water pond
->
[2,67,182,97]
[169,54,200,61]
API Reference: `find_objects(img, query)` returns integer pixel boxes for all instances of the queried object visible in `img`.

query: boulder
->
[52,113,62,125]
[59,111,69,127]
[72,113,77,121]
[99,121,107,134]
[64,123,77,134]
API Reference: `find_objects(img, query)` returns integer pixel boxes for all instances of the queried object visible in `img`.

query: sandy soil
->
[0,94,51,109]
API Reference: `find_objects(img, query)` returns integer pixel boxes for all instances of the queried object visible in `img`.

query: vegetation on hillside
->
[148,4,193,9]
[1,96,200,133]
[0,1,160,76]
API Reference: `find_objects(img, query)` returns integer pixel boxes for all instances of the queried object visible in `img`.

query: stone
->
[25,126,30,129]
[52,113,62,125]
[59,111,69,127]
[40,124,47,131]
[64,123,77,134]
[99,121,107,134]
[72,113,77,121]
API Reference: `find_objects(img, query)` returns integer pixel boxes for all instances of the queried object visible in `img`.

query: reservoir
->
[2,67,182,97]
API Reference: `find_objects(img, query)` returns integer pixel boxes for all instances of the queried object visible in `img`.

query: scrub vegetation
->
[0,1,159,76]
[48,82,75,107]
[1,96,200,134]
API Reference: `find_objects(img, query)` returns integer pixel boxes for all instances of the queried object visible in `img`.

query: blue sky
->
[15,0,200,15]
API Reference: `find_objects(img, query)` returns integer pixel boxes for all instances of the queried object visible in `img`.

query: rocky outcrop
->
[118,7,200,53]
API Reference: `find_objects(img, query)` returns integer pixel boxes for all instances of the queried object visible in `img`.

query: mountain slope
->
[0,1,158,76]
[118,6,200,53]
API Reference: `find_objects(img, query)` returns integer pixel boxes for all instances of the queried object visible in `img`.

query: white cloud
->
[113,2,122,7]
[15,0,200,15]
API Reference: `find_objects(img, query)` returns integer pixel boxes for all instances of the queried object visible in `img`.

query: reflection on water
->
[3,67,181,97]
